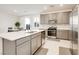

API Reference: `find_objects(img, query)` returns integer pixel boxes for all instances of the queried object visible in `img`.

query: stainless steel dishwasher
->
[41,31,45,45]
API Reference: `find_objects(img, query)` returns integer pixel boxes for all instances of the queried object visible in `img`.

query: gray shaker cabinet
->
[57,30,69,40]
[31,33,41,54]
[3,32,42,55]
[3,39,16,55]
[0,38,2,55]
[40,14,45,24]
[17,41,30,55]
[40,14,49,24]
[31,37,37,54]
[37,35,41,48]
[40,13,57,25]
[57,12,69,24]
[3,36,31,55]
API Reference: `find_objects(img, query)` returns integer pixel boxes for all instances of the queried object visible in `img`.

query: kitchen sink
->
[25,30,37,33]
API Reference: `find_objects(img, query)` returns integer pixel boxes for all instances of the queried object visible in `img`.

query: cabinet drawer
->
[31,33,41,39]
[16,36,30,46]
[17,41,30,55]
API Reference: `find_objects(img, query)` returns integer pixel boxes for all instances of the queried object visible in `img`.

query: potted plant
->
[15,22,20,29]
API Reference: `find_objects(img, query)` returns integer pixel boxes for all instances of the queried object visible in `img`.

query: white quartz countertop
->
[57,24,72,30]
[0,24,75,41]
[39,24,72,30]
[0,24,52,41]
[36,24,54,30]
[0,30,44,41]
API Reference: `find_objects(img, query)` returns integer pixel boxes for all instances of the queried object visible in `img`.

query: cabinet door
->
[44,14,49,24]
[69,30,73,40]
[0,38,2,55]
[57,12,69,24]
[40,14,45,24]
[31,38,37,54]
[17,41,30,55]
[57,30,69,40]
[31,33,41,54]
[48,13,57,20]
[62,12,69,24]
[37,35,41,48]
[40,14,49,24]
[0,38,2,50]
[57,13,63,24]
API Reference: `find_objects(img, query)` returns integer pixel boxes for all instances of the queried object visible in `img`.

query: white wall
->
[0,12,19,33]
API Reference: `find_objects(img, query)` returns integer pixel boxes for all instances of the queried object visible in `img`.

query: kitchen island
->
[0,30,45,55]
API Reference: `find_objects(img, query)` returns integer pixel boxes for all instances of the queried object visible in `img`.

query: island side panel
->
[16,36,31,55]
[3,39,16,55]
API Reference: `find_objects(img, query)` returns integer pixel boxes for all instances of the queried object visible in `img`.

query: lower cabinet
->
[3,39,16,55]
[37,35,41,48]
[0,38,2,55]
[31,38,37,54]
[17,41,30,55]
[0,50,2,55]
[2,32,42,55]
[31,33,41,54]
[57,30,69,40]
[68,30,73,40]
[57,30,77,40]
[3,37,31,55]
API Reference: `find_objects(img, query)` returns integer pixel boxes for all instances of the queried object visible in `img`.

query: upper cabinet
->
[57,12,70,24]
[40,13,57,25]
[40,14,45,24]
[48,13,57,20]
[40,12,70,25]
[40,14,49,24]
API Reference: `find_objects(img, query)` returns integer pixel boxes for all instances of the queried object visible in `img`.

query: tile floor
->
[35,37,73,55]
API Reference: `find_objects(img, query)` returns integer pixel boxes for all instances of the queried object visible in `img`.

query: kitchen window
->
[25,17,30,24]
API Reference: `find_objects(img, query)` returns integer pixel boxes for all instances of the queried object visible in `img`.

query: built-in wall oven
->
[48,27,57,38]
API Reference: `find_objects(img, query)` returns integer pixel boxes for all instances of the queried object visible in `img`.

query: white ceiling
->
[0,4,49,16]
[41,4,76,14]
[0,4,75,16]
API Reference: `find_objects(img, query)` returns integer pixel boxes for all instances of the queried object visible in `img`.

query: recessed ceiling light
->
[43,6,48,10]
[50,5,54,7]
[13,10,17,12]
[60,4,63,7]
